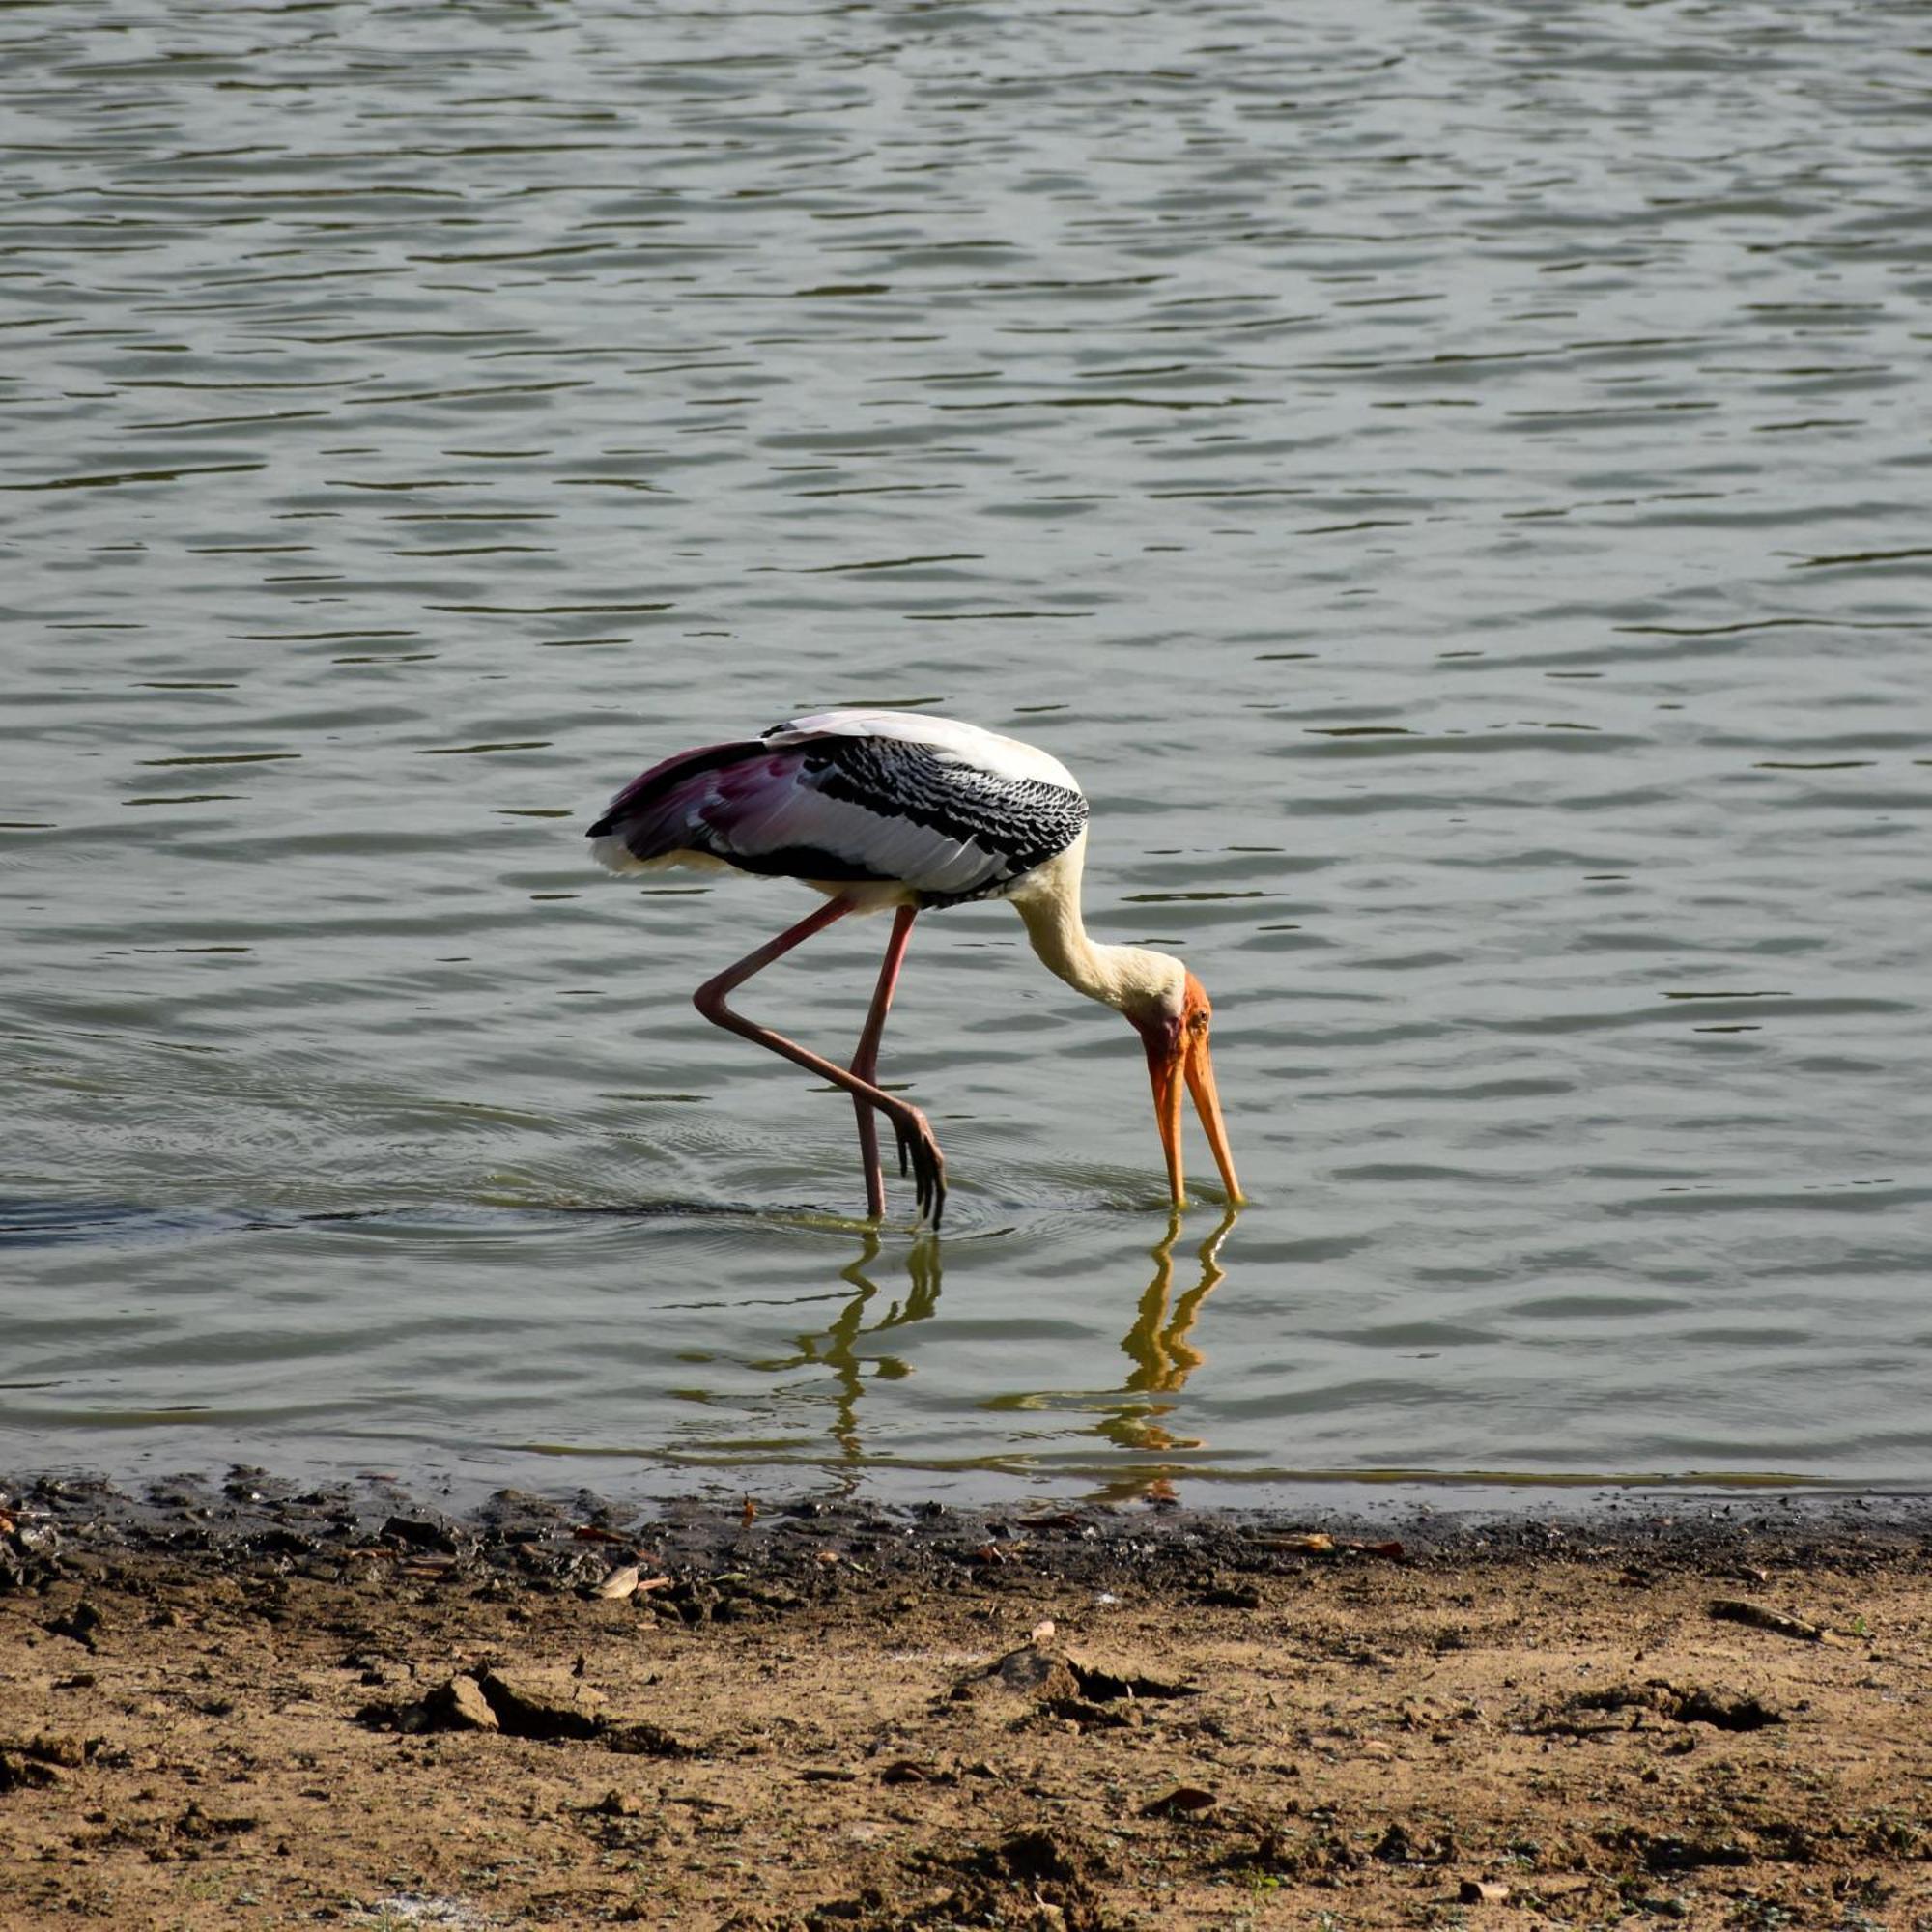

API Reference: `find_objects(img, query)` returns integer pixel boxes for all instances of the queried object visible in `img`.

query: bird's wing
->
[590,728,1087,901]
[766,709,1081,792]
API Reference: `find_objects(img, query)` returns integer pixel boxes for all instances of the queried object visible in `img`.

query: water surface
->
[4,0,1930,1504]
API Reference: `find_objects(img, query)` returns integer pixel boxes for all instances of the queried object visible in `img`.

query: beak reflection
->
[1093,1207,1236,1493]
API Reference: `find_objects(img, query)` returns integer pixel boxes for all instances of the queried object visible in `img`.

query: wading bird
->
[587,709,1242,1228]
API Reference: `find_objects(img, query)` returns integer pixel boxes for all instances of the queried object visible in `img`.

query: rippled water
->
[5,0,1930,1505]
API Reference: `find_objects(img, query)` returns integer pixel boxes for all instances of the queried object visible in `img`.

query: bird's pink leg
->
[849,906,919,1221]
[693,899,947,1226]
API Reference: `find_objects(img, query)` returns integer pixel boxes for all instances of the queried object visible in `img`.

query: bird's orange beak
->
[1137,973,1244,1209]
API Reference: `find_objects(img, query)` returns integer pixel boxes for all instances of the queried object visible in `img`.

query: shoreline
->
[8,1463,1932,1576]
[9,1468,1932,1609]
[5,1473,1930,1927]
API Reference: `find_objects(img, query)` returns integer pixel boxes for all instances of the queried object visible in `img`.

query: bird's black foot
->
[890,1105,947,1229]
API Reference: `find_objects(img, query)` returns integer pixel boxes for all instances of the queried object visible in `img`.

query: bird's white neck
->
[1008,836,1186,1021]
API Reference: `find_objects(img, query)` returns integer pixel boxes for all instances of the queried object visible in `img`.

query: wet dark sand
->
[4,1473,1929,1928]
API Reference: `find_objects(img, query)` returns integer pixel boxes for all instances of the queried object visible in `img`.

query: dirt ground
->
[3,1478,1929,1930]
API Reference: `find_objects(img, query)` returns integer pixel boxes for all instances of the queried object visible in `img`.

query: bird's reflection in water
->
[767,1230,942,1479]
[1089,1208,1236,1502]
[772,1208,1237,1493]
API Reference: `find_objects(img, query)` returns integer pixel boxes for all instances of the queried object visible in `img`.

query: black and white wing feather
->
[588,709,1089,906]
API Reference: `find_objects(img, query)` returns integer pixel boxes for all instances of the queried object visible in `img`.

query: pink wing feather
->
[588,738,980,891]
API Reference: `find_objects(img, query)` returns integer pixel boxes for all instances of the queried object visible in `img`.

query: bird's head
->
[1123,962,1244,1210]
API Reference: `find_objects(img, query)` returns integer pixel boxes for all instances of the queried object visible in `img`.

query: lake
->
[4,0,1929,1507]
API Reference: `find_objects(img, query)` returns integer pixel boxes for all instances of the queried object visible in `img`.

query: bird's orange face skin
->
[1135,972,1244,1208]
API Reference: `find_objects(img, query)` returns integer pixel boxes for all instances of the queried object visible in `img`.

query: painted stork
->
[587,709,1242,1228]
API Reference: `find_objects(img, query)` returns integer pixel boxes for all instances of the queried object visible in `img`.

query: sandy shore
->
[3,1475,1929,1929]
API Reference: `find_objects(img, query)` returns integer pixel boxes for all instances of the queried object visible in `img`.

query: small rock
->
[1459,1878,1511,1904]
[1708,1598,1837,1644]
[382,1515,459,1554]
[477,1666,608,1740]
[7,1732,86,1768]
[604,1721,696,1759]
[1375,1822,1414,1862]
[967,1644,1082,1706]
[427,1675,499,1733]
[0,1752,62,1792]
[1198,1583,1263,1609]
[964,1643,1197,1711]
[1062,1649,1197,1701]
[593,1564,641,1601]
[43,1601,104,1651]
[1375,1821,1454,1865]
[1142,1784,1216,1819]
[174,1800,259,1839]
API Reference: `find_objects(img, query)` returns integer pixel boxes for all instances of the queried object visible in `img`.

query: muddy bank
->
[3,1473,1930,1927]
